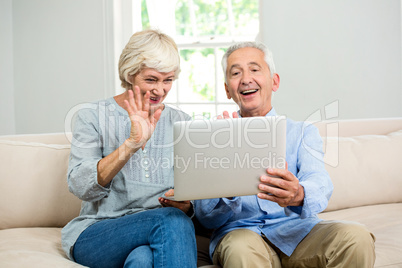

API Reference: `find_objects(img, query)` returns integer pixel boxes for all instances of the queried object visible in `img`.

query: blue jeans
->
[73,207,197,268]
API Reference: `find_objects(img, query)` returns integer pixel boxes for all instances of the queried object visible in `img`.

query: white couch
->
[1,118,401,268]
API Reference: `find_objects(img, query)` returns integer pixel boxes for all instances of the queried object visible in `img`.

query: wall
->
[260,0,402,121]
[0,0,16,135]
[2,1,402,135]
[1,0,115,135]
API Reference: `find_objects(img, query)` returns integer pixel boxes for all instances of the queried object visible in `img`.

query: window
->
[116,0,259,119]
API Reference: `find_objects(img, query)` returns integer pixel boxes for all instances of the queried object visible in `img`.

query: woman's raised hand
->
[124,86,162,150]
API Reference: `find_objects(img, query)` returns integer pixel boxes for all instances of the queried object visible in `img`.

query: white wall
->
[0,0,16,135]
[1,0,115,135]
[2,1,402,135]
[260,0,402,121]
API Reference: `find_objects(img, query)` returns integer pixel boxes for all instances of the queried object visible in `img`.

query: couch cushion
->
[323,130,402,212]
[0,132,72,144]
[0,140,81,229]
[319,203,402,268]
[314,118,402,137]
[0,227,85,267]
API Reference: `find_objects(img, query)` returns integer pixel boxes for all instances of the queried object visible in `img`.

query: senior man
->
[194,42,375,268]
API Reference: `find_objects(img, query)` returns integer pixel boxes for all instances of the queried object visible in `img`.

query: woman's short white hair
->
[118,29,180,90]
[221,41,276,82]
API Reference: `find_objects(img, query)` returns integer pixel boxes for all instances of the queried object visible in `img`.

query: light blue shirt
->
[61,97,191,260]
[194,108,333,257]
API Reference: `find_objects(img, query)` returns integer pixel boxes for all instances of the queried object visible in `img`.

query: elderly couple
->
[61,29,375,268]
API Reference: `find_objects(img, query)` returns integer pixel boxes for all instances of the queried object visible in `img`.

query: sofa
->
[0,117,401,268]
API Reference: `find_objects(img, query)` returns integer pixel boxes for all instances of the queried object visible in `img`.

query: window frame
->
[112,0,259,118]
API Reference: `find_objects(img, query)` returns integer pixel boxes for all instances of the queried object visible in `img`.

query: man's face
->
[224,47,280,117]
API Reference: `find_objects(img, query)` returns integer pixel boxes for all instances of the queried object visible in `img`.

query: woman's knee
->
[124,245,153,268]
[159,207,195,234]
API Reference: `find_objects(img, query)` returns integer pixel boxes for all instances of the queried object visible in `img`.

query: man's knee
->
[335,222,375,253]
[214,229,279,268]
[218,229,261,254]
[283,221,376,267]
[315,221,376,267]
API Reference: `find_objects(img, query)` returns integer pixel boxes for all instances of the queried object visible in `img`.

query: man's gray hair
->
[221,41,276,82]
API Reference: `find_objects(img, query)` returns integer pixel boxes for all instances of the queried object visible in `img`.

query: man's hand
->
[257,165,304,207]
[217,111,239,119]
[158,189,192,214]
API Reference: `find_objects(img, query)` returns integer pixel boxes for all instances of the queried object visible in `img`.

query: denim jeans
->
[73,207,197,268]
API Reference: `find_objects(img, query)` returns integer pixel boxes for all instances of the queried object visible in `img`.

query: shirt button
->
[143,149,147,153]
[145,167,149,171]
[145,173,149,178]
[144,161,148,165]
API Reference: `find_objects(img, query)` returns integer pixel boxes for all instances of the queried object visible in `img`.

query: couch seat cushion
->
[319,203,402,268]
[0,227,85,268]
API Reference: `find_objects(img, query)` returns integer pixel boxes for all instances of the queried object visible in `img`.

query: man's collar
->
[265,107,277,117]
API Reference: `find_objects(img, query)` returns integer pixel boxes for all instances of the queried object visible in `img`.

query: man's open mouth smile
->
[240,89,259,95]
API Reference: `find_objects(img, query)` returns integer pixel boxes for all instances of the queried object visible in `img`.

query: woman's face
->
[129,68,175,110]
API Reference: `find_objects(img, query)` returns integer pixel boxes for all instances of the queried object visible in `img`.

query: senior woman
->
[61,29,196,268]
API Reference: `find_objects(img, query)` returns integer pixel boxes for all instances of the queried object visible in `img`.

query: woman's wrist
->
[124,138,143,152]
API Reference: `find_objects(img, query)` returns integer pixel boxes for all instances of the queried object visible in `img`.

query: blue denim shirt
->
[194,108,333,257]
